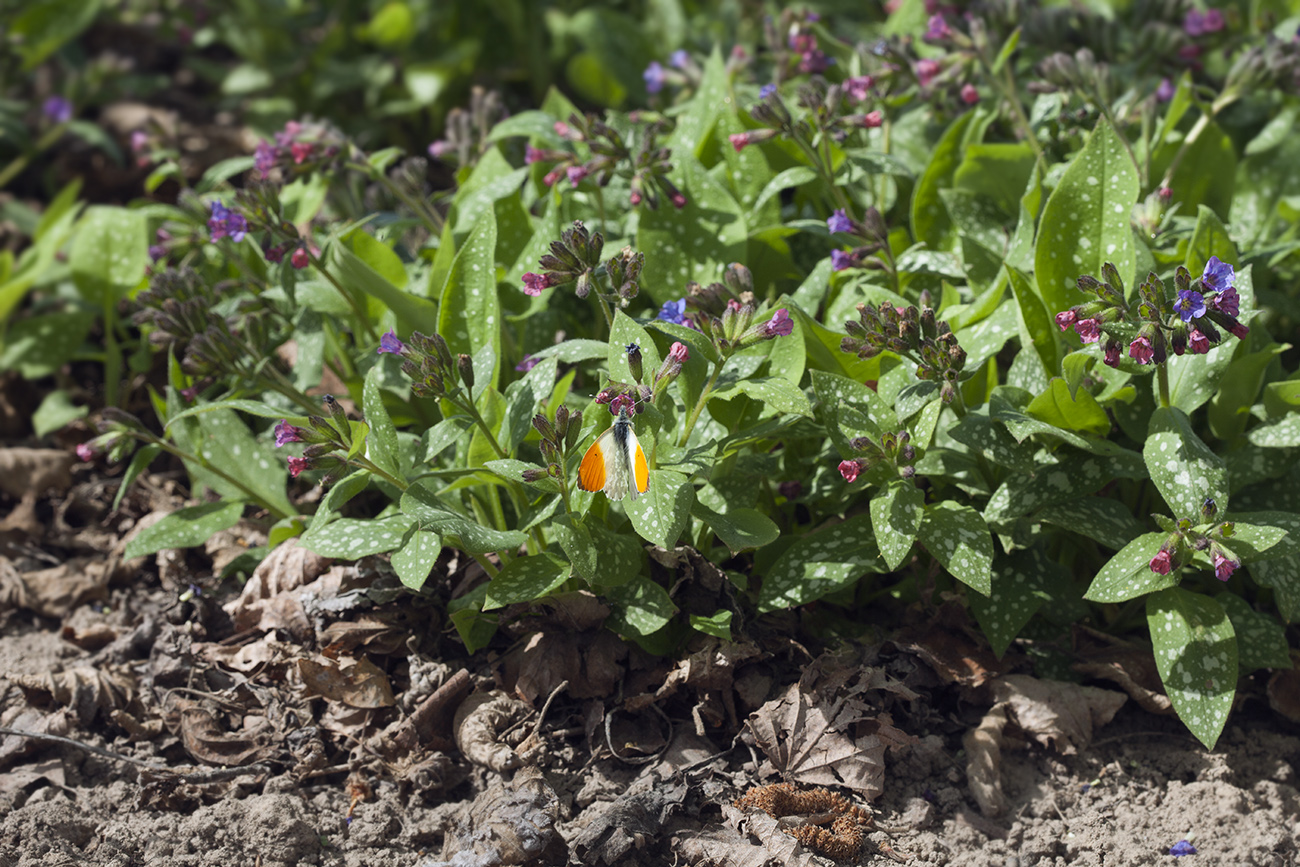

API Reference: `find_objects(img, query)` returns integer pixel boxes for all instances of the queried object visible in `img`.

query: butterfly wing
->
[631,436,649,499]
[578,428,615,494]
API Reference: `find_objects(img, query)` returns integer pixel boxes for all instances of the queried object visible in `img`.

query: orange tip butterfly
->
[578,403,649,500]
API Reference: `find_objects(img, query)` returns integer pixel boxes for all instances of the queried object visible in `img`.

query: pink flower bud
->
[1150,548,1174,575]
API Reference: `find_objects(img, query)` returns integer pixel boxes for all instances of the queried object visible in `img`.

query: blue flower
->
[377,330,406,355]
[658,298,689,325]
[831,250,852,271]
[1169,840,1197,857]
[1201,256,1234,293]
[670,49,690,69]
[827,209,853,234]
[42,96,72,124]
[759,83,777,99]
[1173,289,1206,322]
[207,201,248,243]
[644,61,666,94]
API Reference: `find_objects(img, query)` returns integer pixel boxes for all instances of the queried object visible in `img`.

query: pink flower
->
[838,459,863,483]
[1103,341,1122,368]
[858,111,884,128]
[670,192,687,209]
[729,132,752,152]
[75,442,96,462]
[762,308,794,337]
[291,142,313,164]
[844,75,874,101]
[1074,318,1101,344]
[287,456,312,478]
[916,59,941,87]
[1213,551,1238,581]
[1054,310,1078,331]
[542,168,563,187]
[525,145,546,164]
[1229,322,1250,339]
[629,189,642,206]
[1150,548,1174,575]
[522,272,555,297]
[1189,329,1211,354]
[960,83,979,105]
[274,420,304,446]
[1129,335,1154,364]
[924,14,952,41]
[1209,286,1240,317]
[609,394,635,415]
[566,165,589,187]
[668,341,689,364]
[291,247,310,270]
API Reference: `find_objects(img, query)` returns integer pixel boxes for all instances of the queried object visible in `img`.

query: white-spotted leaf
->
[1146,587,1237,749]
[918,500,993,595]
[300,516,414,560]
[122,500,245,560]
[758,514,881,612]
[483,553,570,610]
[626,469,693,549]
[1083,532,1176,603]
[870,480,924,571]
[1145,406,1229,519]
[391,529,442,591]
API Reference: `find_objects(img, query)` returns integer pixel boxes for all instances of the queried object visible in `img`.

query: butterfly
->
[578,403,649,500]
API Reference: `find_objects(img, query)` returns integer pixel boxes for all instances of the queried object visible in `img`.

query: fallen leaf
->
[433,766,564,866]
[177,702,274,766]
[0,447,74,499]
[224,538,332,632]
[571,779,690,865]
[1267,664,1300,724]
[454,690,527,773]
[298,655,395,708]
[9,665,137,726]
[963,703,1008,818]
[0,555,112,618]
[1072,625,1172,714]
[992,675,1126,755]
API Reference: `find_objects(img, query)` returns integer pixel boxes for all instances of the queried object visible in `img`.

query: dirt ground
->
[0,450,1298,867]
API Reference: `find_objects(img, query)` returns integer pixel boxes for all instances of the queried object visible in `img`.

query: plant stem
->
[351,456,408,491]
[979,54,1047,176]
[306,251,380,342]
[450,395,508,460]
[102,297,121,407]
[677,361,725,447]
[1156,361,1171,408]
[143,435,294,520]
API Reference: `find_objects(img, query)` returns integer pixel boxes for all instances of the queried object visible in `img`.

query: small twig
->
[0,725,270,783]
[605,701,673,765]
[532,679,570,740]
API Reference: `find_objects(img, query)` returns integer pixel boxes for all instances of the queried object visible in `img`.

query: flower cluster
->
[1057,258,1248,368]
[735,79,883,156]
[521,220,644,305]
[838,429,916,484]
[827,206,890,272]
[525,405,584,484]
[207,201,248,243]
[530,113,685,210]
[425,86,507,170]
[273,396,354,479]
[252,119,345,181]
[378,330,475,401]
[1148,498,1240,582]
[841,302,968,404]
[656,265,792,357]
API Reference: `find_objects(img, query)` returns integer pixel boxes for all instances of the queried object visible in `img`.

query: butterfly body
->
[578,406,649,500]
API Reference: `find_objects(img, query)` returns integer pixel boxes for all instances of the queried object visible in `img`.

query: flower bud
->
[626,343,644,383]
[458,354,475,391]
[323,395,352,445]
[532,413,555,441]
[723,262,753,296]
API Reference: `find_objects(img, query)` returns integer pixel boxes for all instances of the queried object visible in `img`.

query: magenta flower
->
[291,247,310,270]
[1129,335,1155,364]
[276,120,303,146]
[1103,341,1122,368]
[1150,548,1174,575]
[1185,8,1224,36]
[668,341,689,364]
[274,420,304,447]
[254,140,276,176]
[522,272,558,297]
[729,132,752,152]
[609,394,636,415]
[916,59,941,87]
[844,75,874,101]
[1188,329,1211,354]
[1055,310,1078,331]
[857,110,884,128]
[75,442,96,462]
[827,209,853,234]
[290,142,313,164]
[924,14,952,41]
[566,165,589,187]
[960,84,979,105]
[287,456,312,478]
[839,459,863,483]
[1229,322,1250,339]
[762,308,794,337]
[377,330,406,356]
[1213,551,1238,581]
[1209,286,1239,317]
[525,145,546,165]
[1074,318,1101,344]
[670,191,687,209]
[427,140,451,159]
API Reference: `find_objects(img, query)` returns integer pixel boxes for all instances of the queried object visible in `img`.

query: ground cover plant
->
[4,0,1300,864]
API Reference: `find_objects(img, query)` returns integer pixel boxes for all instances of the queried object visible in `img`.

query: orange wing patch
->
[633,442,649,495]
[578,439,608,493]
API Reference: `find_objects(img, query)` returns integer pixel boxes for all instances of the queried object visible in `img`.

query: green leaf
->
[1247,414,1300,448]
[1250,552,1300,623]
[692,502,780,554]
[390,530,441,590]
[918,501,993,595]
[709,376,813,419]
[911,111,978,250]
[870,481,924,571]
[1083,533,1175,603]
[626,469,693,548]
[419,416,474,463]
[689,610,733,640]
[12,0,101,68]
[1145,406,1229,519]
[550,514,644,588]
[1034,117,1139,317]
[990,27,1021,74]
[1036,497,1143,548]
[487,110,567,147]
[169,408,295,519]
[299,516,413,560]
[1146,587,1236,749]
[70,206,147,305]
[1163,119,1236,220]
[401,481,528,554]
[1006,266,1059,379]
[1026,378,1110,436]
[331,241,438,335]
[758,514,881,611]
[668,45,727,158]
[753,167,818,214]
[605,575,678,638]
[0,310,96,379]
[32,389,87,438]
[607,312,661,386]
[948,409,1038,473]
[438,209,501,390]
[970,548,1056,657]
[363,365,401,478]
[1216,593,1292,671]
[123,500,244,560]
[483,553,570,610]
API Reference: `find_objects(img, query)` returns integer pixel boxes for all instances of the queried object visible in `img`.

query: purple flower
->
[1074,318,1101,344]
[275,120,302,147]
[658,298,689,325]
[1209,286,1240,317]
[644,61,666,94]
[1156,78,1175,102]
[274,420,304,447]
[1201,256,1234,293]
[1150,548,1174,575]
[43,96,72,123]
[208,201,247,243]
[1189,329,1211,354]
[377,330,406,355]
[1055,310,1078,331]
[762,308,794,337]
[566,165,589,187]
[924,14,952,41]
[1129,335,1154,364]
[1185,8,1224,36]
[827,209,854,234]
[515,354,539,372]
[670,49,690,69]
[525,145,546,164]
[759,83,777,99]
[1169,840,1197,857]
[254,140,276,177]
[844,76,874,102]
[1213,552,1238,581]
[1104,340,1122,368]
[1174,289,1206,322]
[831,249,853,271]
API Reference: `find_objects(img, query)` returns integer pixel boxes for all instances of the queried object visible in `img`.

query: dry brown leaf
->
[714,802,823,867]
[199,635,301,673]
[745,681,898,801]
[0,447,74,499]
[298,655,395,708]
[893,620,1004,687]
[178,702,275,766]
[1071,624,1172,714]
[0,555,113,618]
[454,690,526,773]
[433,766,563,866]
[0,707,70,770]
[1267,664,1300,723]
[501,629,627,706]
[224,538,332,632]
[963,704,1008,818]
[570,779,690,865]
[9,664,136,726]
[992,675,1126,755]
